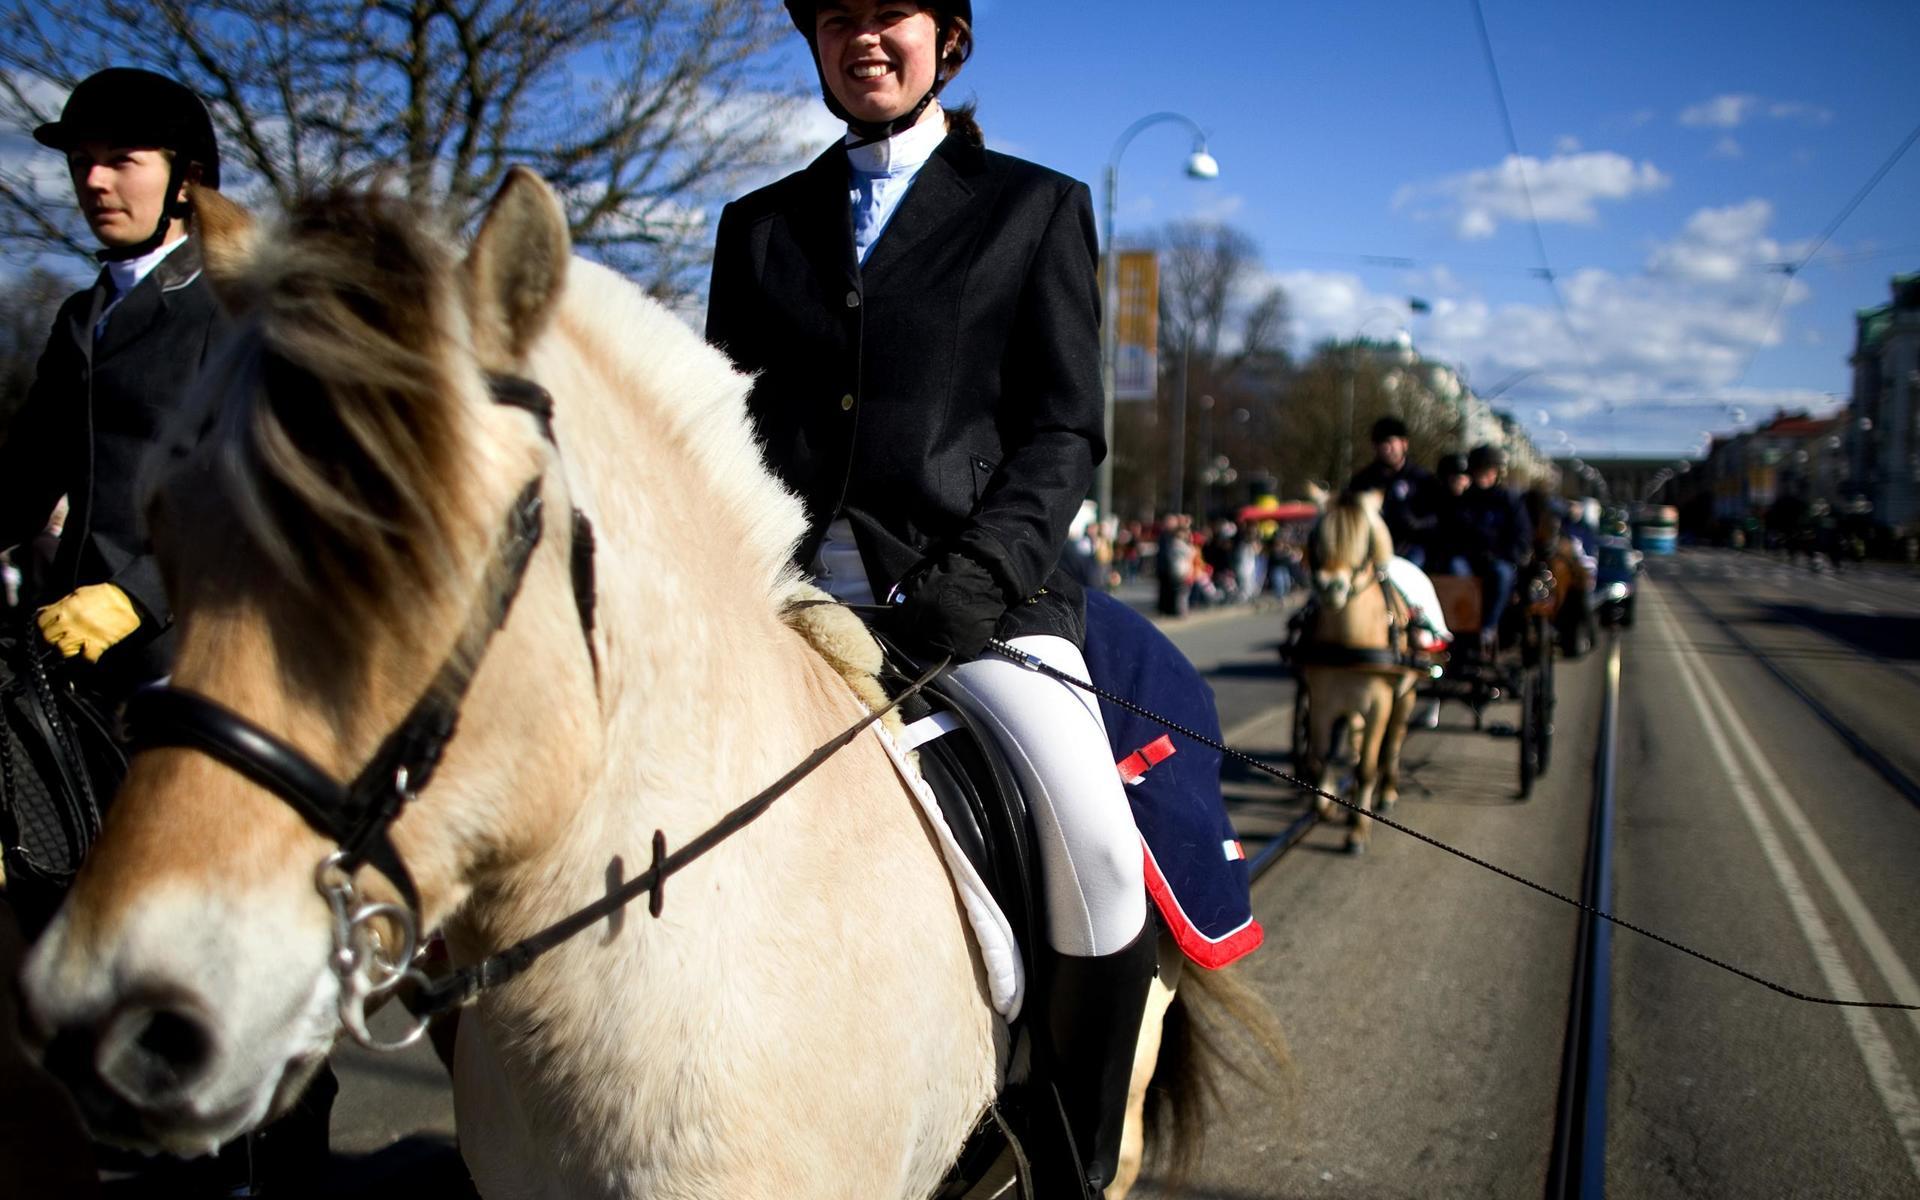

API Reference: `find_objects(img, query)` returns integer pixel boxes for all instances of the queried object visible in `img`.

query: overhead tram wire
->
[1467,0,1612,449]
[1728,117,1920,395]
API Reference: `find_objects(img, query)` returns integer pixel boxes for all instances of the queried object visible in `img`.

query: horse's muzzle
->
[36,990,224,1147]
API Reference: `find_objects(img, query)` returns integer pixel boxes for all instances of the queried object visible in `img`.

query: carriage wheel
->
[1536,645,1556,775]
[1517,668,1538,799]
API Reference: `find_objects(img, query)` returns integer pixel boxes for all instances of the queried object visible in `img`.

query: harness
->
[1289,561,1436,672]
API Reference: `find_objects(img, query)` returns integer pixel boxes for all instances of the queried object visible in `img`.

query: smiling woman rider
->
[704,1,1153,1190]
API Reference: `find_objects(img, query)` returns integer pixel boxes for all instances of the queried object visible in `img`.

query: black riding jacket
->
[0,238,228,680]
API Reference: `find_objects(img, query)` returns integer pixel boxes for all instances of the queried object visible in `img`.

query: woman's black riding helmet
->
[34,67,222,262]
[785,0,974,145]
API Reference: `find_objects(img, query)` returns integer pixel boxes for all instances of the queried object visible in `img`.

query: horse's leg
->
[1347,683,1393,854]
[1305,672,1339,819]
[1377,677,1418,816]
[1109,939,1183,1200]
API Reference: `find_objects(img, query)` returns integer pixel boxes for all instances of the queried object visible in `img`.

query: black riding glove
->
[885,550,1008,662]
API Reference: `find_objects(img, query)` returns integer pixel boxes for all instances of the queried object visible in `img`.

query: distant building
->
[1698,412,1846,520]
[1556,456,1677,507]
[1848,272,1920,530]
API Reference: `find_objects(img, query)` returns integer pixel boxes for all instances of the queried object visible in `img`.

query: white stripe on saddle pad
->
[871,723,1024,1021]
[897,710,963,753]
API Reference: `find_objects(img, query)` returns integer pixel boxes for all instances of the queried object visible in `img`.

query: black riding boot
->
[1046,925,1158,1192]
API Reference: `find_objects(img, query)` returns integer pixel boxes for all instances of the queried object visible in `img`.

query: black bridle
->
[122,374,577,917]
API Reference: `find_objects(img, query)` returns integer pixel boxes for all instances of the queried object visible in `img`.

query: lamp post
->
[1099,112,1219,522]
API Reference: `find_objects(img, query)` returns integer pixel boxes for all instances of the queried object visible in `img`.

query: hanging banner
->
[1113,250,1159,401]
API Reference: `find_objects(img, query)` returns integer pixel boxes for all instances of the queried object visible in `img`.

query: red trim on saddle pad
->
[1117,735,1177,784]
[1142,843,1264,969]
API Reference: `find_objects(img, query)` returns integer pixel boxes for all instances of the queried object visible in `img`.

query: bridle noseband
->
[122,372,586,1049]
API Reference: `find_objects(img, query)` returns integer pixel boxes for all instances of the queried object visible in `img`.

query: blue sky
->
[770,0,1917,459]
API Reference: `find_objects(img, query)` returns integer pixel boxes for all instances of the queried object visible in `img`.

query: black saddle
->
[906,677,1042,981]
[872,643,1106,1200]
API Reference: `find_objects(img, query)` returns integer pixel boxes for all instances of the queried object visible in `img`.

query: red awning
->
[1237,502,1319,524]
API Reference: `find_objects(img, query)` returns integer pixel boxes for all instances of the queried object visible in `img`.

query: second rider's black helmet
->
[35,68,221,190]
[35,68,221,262]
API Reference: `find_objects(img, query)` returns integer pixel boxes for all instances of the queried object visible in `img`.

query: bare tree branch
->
[0,0,803,292]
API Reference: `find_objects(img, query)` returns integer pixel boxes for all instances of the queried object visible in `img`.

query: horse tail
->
[1142,963,1293,1184]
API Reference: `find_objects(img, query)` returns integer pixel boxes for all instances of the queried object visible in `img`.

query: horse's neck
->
[448,630,997,1196]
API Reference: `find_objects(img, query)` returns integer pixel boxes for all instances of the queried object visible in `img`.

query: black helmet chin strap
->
[94,157,189,265]
[829,79,948,149]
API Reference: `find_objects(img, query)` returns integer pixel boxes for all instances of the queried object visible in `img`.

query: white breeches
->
[944,636,1148,958]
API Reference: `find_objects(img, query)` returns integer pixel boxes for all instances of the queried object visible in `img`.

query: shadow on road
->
[1758,603,1920,661]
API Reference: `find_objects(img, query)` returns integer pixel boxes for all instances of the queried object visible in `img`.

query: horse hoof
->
[1346,839,1366,856]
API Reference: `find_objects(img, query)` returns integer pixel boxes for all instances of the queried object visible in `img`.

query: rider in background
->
[1347,415,1436,566]
[1442,445,1532,651]
[706,3,1152,1188]
[0,69,336,1196]
[0,69,227,691]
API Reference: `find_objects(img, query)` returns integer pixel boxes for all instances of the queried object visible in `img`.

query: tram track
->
[1664,570,1920,812]
[1546,631,1620,1200]
[1236,634,1622,1197]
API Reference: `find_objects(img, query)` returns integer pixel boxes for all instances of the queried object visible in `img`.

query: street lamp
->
[1098,112,1219,521]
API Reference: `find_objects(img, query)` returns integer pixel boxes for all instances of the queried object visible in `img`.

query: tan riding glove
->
[36,583,142,662]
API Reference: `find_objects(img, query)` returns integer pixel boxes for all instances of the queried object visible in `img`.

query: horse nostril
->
[97,1002,218,1105]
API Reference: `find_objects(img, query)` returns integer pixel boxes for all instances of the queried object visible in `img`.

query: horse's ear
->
[189,185,260,310]
[1354,488,1384,516]
[465,167,571,366]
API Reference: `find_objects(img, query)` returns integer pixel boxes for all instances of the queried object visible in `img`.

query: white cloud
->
[1643,199,1797,282]
[1679,93,1760,129]
[1188,191,1246,223]
[1767,101,1834,126]
[1553,135,1582,155]
[1394,151,1670,240]
[1262,200,1823,455]
[1679,93,1835,130]
[1711,136,1743,159]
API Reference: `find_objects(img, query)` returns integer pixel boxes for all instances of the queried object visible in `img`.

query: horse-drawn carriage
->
[1283,490,1576,812]
[1419,563,1557,798]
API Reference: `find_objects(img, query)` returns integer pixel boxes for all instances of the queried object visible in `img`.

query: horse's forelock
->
[170,188,500,661]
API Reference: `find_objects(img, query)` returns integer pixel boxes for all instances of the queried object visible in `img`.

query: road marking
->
[1225,702,1291,747]
[1650,581,1920,1183]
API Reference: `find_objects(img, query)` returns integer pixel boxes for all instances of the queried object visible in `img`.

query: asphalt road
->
[1137,597,1604,1199]
[328,554,1920,1197]
[1605,552,1920,1200]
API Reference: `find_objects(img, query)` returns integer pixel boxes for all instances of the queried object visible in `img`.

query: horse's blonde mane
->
[539,259,810,608]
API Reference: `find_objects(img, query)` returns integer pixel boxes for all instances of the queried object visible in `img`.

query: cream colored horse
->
[16,172,1273,1198]
[1300,494,1422,853]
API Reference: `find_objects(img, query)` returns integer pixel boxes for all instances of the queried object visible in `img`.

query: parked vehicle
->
[1593,536,1641,627]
